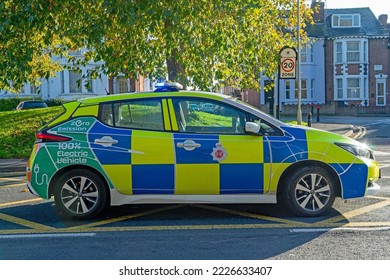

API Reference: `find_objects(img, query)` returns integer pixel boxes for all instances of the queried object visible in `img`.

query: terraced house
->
[259,1,390,116]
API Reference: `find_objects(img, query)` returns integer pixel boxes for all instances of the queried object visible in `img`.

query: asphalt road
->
[0,116,389,261]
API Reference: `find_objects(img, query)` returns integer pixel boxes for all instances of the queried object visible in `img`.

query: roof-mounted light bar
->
[154,81,183,92]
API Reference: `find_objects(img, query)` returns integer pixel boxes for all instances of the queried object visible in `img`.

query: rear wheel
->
[282,166,335,216]
[54,169,107,220]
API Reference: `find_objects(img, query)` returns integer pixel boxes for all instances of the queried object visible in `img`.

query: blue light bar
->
[154,81,183,92]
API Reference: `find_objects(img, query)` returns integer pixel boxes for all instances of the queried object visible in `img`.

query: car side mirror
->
[245,122,261,135]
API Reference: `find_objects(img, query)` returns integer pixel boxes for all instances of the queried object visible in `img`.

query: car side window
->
[247,113,281,135]
[173,99,246,134]
[99,100,164,131]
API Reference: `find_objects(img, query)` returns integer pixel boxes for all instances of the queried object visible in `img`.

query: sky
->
[317,0,390,18]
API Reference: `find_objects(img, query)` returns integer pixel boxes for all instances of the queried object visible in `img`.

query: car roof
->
[21,100,46,103]
[77,91,229,105]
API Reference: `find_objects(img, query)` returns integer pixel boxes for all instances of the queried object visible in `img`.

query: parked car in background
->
[16,100,48,110]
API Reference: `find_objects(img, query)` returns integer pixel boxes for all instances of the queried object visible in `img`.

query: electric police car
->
[27,83,381,219]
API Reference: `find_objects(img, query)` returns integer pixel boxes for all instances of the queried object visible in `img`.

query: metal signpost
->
[277,46,297,119]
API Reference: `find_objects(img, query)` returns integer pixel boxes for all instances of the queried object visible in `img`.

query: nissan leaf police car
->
[27,82,381,219]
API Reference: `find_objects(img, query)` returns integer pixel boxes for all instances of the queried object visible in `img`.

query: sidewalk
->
[310,122,354,138]
[0,122,353,175]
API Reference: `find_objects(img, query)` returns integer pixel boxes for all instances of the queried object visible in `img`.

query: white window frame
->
[336,78,343,99]
[375,74,388,106]
[336,42,342,63]
[115,76,131,94]
[310,79,315,99]
[285,80,291,100]
[346,78,361,99]
[294,79,308,100]
[332,14,361,28]
[69,70,82,93]
[334,39,368,64]
[346,41,360,62]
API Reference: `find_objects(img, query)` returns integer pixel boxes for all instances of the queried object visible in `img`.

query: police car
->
[26,82,381,219]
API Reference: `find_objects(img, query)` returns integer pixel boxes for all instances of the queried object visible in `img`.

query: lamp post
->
[297,0,302,125]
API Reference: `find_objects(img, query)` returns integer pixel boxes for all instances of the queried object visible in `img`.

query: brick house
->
[320,4,390,114]
[236,1,390,116]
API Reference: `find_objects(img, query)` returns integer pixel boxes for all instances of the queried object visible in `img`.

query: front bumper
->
[366,180,381,196]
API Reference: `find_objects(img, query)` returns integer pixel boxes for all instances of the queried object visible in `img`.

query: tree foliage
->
[0,0,313,92]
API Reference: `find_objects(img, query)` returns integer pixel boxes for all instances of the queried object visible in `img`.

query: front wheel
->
[54,169,108,220]
[282,166,336,217]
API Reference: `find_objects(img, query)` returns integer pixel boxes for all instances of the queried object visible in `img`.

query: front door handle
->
[176,140,201,151]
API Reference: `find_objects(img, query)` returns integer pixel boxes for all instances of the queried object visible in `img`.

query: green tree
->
[0,0,312,92]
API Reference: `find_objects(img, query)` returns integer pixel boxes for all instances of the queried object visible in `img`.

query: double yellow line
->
[0,196,390,235]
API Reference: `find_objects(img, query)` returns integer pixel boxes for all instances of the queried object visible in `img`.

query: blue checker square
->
[88,121,132,164]
[132,164,175,194]
[174,133,219,164]
[220,163,263,194]
[333,163,368,199]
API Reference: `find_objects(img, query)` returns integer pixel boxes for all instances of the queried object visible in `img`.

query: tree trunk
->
[166,50,186,89]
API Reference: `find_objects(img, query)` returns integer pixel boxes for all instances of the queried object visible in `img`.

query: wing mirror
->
[245,122,261,134]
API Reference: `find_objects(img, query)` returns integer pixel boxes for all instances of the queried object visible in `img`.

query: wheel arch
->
[276,160,342,199]
[48,165,111,202]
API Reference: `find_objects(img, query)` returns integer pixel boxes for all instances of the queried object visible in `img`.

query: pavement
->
[0,121,353,175]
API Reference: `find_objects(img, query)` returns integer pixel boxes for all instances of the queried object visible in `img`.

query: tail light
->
[36,131,71,142]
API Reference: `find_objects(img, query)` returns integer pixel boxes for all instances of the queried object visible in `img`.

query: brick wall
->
[369,38,390,107]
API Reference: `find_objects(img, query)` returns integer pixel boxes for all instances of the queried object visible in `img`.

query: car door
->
[170,97,268,195]
[94,98,175,195]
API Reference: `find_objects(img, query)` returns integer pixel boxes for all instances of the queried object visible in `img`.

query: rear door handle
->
[176,140,201,151]
[94,136,118,147]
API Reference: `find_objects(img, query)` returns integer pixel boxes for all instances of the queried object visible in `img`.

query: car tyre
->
[54,169,107,220]
[282,166,335,217]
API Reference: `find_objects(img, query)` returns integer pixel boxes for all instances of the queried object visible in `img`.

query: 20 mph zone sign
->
[279,47,297,79]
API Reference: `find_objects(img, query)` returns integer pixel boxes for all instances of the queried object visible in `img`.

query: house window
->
[117,77,131,93]
[347,78,360,99]
[334,39,368,64]
[30,85,39,94]
[300,44,313,63]
[336,79,343,99]
[363,41,367,63]
[364,78,368,99]
[60,71,64,94]
[285,81,291,100]
[86,70,94,93]
[301,80,307,99]
[346,41,360,62]
[377,81,386,106]
[69,70,82,93]
[301,47,307,63]
[332,14,360,28]
[295,79,307,99]
[310,79,314,99]
[336,42,342,63]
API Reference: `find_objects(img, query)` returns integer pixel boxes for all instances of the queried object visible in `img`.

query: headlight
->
[335,143,374,159]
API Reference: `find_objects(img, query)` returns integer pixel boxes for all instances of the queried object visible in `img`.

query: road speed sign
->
[279,47,297,79]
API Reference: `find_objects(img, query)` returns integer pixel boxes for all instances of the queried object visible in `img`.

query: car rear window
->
[99,99,164,131]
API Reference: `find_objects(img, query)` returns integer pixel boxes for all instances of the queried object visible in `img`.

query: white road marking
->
[290,227,390,233]
[0,233,96,239]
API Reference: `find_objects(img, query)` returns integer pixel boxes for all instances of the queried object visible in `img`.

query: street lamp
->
[297,0,302,125]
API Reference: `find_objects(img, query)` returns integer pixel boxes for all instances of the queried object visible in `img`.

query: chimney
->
[378,14,388,27]
[311,0,325,23]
